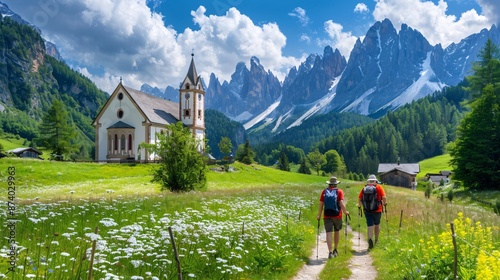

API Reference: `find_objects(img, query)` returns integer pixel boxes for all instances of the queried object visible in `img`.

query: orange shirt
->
[320,187,344,218]
[358,184,386,212]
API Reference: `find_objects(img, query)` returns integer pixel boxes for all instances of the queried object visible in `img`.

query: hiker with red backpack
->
[317,176,349,259]
[358,174,387,250]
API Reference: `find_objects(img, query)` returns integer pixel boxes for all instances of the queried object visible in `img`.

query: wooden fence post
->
[450,222,458,279]
[168,226,182,280]
[88,226,99,280]
[399,210,403,233]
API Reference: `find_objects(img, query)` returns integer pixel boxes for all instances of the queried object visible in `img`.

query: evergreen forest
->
[0,15,108,159]
[252,82,469,175]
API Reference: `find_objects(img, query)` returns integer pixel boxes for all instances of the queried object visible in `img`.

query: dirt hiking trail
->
[292,225,377,280]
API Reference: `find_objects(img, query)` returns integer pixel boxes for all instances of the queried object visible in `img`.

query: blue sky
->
[3,0,499,93]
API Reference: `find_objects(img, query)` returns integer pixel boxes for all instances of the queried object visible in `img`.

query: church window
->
[120,134,125,151]
[118,92,124,100]
[114,134,118,151]
[128,134,133,150]
[198,110,202,119]
[185,83,190,89]
[117,109,124,119]
[185,109,190,117]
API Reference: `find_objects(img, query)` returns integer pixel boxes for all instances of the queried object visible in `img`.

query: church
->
[92,54,205,162]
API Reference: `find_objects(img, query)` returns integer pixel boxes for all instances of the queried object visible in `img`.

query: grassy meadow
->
[0,157,499,279]
[417,154,452,180]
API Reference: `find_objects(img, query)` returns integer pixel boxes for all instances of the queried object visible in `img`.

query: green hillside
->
[418,154,452,179]
[0,16,108,160]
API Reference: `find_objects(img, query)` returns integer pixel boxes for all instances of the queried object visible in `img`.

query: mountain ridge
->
[141,19,499,138]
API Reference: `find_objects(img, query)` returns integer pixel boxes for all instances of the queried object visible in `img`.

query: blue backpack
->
[324,188,340,216]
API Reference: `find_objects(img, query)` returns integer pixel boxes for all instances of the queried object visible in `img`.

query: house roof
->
[108,121,135,129]
[427,174,449,183]
[8,147,43,155]
[124,86,179,125]
[378,163,420,175]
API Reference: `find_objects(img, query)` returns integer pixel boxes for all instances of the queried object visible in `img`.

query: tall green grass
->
[343,185,500,280]
[1,158,498,279]
[0,186,321,279]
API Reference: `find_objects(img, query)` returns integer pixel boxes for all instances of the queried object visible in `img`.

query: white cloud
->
[323,20,359,59]
[354,3,370,13]
[288,7,309,26]
[477,0,500,25]
[5,0,185,93]
[373,0,493,47]
[300,34,311,44]
[178,6,300,82]
[4,0,301,92]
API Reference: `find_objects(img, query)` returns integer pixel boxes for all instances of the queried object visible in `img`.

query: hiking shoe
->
[332,249,338,257]
[368,238,374,249]
[328,252,334,259]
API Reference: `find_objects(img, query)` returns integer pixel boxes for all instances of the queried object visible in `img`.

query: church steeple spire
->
[186,51,198,85]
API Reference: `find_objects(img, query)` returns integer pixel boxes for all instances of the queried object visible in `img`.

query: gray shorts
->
[364,211,382,226]
[324,217,342,232]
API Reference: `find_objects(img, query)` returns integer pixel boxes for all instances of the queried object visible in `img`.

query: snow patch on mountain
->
[272,108,294,133]
[287,77,340,129]
[233,111,253,122]
[340,87,376,115]
[376,29,382,83]
[243,96,282,130]
[380,52,445,111]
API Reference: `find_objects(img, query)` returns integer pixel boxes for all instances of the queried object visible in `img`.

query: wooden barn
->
[8,147,43,159]
[378,162,420,189]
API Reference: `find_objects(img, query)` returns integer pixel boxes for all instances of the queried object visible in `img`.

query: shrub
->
[413,212,498,279]
[447,189,454,202]
[494,199,500,215]
[425,182,432,199]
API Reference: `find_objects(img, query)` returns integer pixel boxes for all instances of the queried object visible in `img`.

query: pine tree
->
[38,100,78,158]
[277,149,290,171]
[450,84,500,189]
[466,39,500,95]
[236,139,255,164]
[450,40,500,190]
[298,157,311,174]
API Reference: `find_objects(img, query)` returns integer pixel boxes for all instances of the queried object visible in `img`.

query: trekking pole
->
[344,214,351,254]
[316,219,320,260]
[384,204,389,235]
[358,207,362,246]
[344,214,348,254]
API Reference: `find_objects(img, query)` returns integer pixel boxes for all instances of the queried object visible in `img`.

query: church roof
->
[124,86,179,125]
[186,55,200,85]
[108,121,135,129]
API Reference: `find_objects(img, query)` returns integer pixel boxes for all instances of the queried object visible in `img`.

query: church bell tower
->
[179,52,205,151]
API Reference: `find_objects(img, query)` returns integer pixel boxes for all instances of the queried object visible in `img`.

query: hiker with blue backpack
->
[358,174,387,250]
[316,176,349,259]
